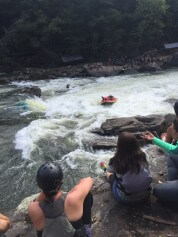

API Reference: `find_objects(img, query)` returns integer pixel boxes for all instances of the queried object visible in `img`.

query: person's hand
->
[141,131,155,141]
[160,132,167,141]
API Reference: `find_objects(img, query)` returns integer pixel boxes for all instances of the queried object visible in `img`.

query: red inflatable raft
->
[101,95,117,105]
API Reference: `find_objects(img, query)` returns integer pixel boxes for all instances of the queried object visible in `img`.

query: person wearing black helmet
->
[28,162,93,237]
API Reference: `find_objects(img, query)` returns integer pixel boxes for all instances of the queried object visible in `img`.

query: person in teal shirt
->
[142,118,178,204]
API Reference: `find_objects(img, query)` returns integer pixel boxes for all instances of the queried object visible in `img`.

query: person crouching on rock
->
[105,132,152,204]
[28,162,93,237]
[142,119,178,204]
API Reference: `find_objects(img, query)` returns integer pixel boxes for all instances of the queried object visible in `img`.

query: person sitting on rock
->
[104,132,152,204]
[161,101,178,143]
[0,213,10,233]
[142,119,178,204]
[28,162,93,237]
[108,95,114,100]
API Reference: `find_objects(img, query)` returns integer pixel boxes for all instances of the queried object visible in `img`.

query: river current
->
[0,70,178,210]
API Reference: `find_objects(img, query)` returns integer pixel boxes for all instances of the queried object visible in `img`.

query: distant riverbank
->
[0,51,178,85]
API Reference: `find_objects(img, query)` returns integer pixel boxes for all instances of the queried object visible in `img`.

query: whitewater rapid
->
[14,70,178,162]
[0,69,177,210]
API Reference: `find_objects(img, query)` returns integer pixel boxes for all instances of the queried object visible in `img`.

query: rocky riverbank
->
[4,146,178,237]
[0,51,178,85]
[3,112,178,237]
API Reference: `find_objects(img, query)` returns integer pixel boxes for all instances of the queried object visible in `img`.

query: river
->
[0,69,178,210]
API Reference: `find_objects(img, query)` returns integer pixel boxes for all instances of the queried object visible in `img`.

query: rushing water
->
[0,69,178,210]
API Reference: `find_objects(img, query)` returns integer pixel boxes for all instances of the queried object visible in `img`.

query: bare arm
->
[0,214,10,233]
[28,201,45,231]
[165,126,174,143]
[65,177,93,221]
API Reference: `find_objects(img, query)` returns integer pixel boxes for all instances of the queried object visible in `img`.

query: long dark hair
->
[44,190,59,203]
[173,118,178,132]
[109,132,147,174]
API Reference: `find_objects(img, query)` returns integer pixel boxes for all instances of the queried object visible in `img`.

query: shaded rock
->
[138,63,161,72]
[84,65,122,77]
[0,77,9,85]
[168,52,178,67]
[19,86,41,97]
[145,146,167,183]
[123,67,138,75]
[0,72,7,78]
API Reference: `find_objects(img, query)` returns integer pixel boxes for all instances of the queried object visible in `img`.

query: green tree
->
[134,0,168,53]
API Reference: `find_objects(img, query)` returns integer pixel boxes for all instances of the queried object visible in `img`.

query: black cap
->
[36,162,63,192]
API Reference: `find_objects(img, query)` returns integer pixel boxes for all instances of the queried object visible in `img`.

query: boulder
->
[122,67,138,75]
[168,52,178,67]
[84,65,122,77]
[0,77,9,85]
[19,86,41,97]
[93,114,175,136]
[138,63,161,72]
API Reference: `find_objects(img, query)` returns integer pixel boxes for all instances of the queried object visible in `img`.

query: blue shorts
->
[108,174,150,204]
[108,174,124,201]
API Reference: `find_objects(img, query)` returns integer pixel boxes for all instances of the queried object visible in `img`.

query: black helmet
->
[36,162,63,192]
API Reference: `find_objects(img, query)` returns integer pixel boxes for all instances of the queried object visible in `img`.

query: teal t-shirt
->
[153,137,178,155]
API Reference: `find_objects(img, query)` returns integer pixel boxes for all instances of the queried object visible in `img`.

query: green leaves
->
[134,0,168,52]
[0,0,177,66]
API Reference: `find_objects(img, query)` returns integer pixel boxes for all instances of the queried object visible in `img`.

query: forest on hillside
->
[0,0,178,68]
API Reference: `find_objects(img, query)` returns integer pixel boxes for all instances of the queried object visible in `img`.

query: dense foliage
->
[0,0,177,68]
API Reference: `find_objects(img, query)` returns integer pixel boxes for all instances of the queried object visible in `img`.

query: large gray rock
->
[84,65,122,77]
[86,137,118,150]
[94,114,175,136]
